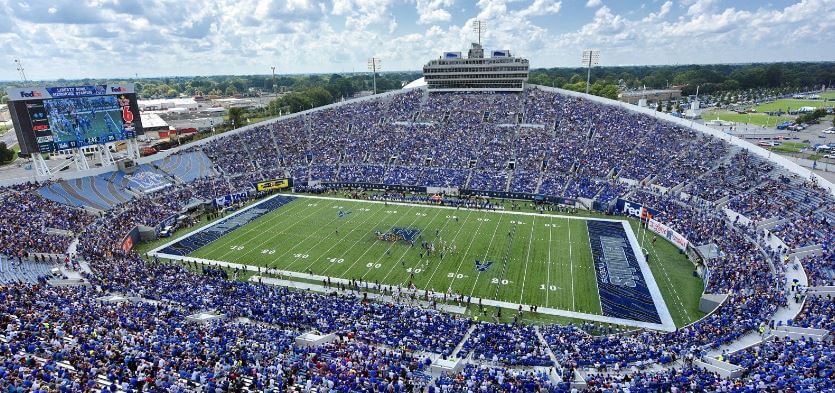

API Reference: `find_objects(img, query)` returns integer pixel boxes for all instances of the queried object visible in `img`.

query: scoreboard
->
[6,84,144,154]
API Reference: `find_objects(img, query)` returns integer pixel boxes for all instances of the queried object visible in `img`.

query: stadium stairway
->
[503,169,513,192]
[533,326,563,375]
[450,324,477,359]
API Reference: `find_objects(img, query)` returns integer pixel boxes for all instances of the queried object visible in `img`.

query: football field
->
[151,194,702,328]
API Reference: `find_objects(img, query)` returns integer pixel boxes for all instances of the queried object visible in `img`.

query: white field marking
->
[467,212,505,298]
[285,201,381,272]
[422,209,477,291]
[300,203,391,273]
[568,217,576,311]
[288,202,372,270]
[361,204,438,281]
[201,200,321,262]
[379,206,446,284]
[445,210,490,293]
[287,193,626,223]
[395,208,459,288]
[149,193,292,257]
[326,205,419,277]
[210,201,322,262]
[229,200,347,268]
[584,220,603,315]
[648,238,691,322]
[518,215,537,304]
[546,216,553,307]
[620,220,675,330]
[193,199,312,259]
[150,192,630,260]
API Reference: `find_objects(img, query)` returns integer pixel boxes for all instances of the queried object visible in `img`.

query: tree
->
[227,107,245,127]
[0,142,15,164]
[796,108,827,124]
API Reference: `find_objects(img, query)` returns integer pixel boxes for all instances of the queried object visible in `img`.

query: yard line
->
[379,206,446,284]
[193,200,312,259]
[518,215,537,304]
[649,240,690,322]
[546,216,553,307]
[360,206,436,281]
[228,201,342,267]
[324,205,419,277]
[422,209,476,291]
[444,212,490,293]
[568,217,576,312]
[285,201,379,272]
[467,213,505,298]
[200,200,319,261]
[395,208,461,287]
[299,202,390,273]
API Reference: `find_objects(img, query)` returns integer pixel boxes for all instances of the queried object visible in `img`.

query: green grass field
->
[151,195,705,327]
[703,110,792,127]
[754,99,832,113]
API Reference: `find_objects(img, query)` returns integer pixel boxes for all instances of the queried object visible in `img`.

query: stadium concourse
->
[0,85,832,392]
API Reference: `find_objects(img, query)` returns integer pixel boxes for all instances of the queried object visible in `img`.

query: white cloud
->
[0,0,831,80]
[585,0,601,8]
[517,0,562,17]
[416,0,454,24]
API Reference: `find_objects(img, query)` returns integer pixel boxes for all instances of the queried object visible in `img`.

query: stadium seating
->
[1,85,834,392]
[153,149,217,182]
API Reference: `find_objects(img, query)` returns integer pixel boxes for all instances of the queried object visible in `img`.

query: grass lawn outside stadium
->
[146,192,705,330]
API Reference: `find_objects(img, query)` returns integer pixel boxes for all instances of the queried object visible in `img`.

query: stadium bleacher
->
[0,85,833,392]
[153,149,217,182]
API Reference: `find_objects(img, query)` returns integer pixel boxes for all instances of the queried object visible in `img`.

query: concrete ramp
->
[771,326,830,342]
[695,356,745,378]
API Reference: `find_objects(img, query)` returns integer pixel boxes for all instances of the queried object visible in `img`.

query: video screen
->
[42,95,129,150]
[6,85,143,154]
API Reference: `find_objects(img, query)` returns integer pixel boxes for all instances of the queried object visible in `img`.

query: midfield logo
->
[475,259,493,272]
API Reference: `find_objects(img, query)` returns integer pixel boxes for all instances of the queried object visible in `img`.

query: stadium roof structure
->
[403,77,427,89]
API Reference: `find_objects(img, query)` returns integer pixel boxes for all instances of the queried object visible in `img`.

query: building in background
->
[422,43,529,92]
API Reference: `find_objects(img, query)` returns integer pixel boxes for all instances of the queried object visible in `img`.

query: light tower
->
[367,57,381,95]
[14,59,27,82]
[472,20,486,45]
[581,49,600,95]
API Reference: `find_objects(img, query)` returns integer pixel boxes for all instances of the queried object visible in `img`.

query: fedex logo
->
[20,90,43,98]
[622,201,651,219]
[111,86,126,92]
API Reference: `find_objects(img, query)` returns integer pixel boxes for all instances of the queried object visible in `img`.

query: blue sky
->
[0,0,833,80]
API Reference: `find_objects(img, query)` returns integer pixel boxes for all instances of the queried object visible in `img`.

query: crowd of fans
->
[0,86,833,391]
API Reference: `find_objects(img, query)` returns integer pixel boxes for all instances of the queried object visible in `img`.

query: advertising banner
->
[647,218,689,251]
[614,198,660,220]
[255,178,291,192]
[214,191,250,207]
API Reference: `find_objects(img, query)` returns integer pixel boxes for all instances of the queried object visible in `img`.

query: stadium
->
[0,21,834,393]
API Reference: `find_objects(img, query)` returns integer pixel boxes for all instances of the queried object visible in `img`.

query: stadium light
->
[472,20,486,45]
[14,59,27,83]
[271,66,276,93]
[367,58,381,95]
[581,50,600,95]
